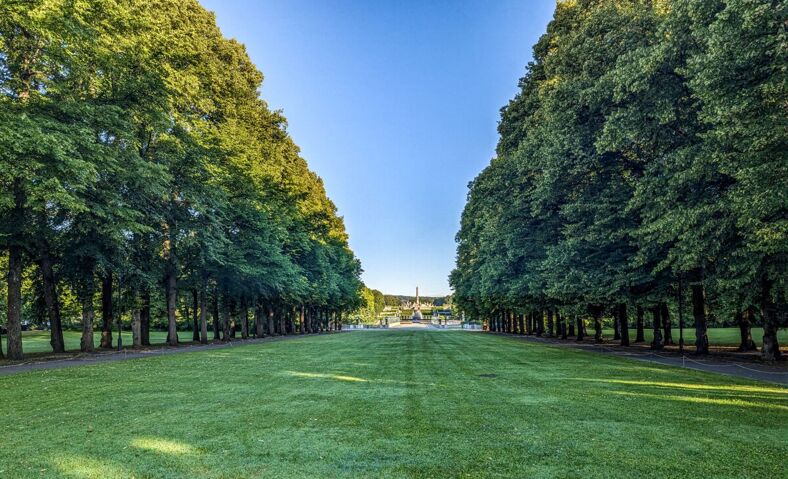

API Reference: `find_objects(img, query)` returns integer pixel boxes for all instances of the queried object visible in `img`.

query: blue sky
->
[200,0,556,296]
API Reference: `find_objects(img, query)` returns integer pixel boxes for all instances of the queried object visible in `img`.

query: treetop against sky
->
[200,0,556,295]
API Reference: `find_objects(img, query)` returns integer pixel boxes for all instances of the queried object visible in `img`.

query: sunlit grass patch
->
[0,330,785,478]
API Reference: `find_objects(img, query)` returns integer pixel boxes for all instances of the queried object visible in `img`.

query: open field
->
[5,327,785,356]
[1,330,200,355]
[0,330,785,478]
[600,327,787,348]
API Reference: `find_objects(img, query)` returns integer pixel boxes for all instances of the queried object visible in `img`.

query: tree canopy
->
[451,0,785,359]
[0,0,363,358]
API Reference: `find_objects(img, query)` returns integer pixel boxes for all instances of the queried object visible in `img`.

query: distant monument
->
[412,286,423,322]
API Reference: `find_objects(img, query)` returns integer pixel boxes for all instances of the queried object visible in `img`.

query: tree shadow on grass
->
[567,378,787,411]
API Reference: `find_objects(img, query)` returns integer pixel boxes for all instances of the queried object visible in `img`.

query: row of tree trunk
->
[2,261,344,359]
[485,287,779,358]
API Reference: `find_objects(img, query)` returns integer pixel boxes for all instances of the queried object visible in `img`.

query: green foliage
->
[452,0,785,353]
[0,0,362,353]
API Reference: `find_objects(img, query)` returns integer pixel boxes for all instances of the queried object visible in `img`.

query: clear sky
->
[199,0,556,296]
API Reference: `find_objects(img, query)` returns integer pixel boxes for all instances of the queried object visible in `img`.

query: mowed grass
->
[599,327,788,348]
[1,330,201,355]
[6,327,785,355]
[0,330,785,478]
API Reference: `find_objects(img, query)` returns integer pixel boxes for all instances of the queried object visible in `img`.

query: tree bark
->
[38,251,64,353]
[692,284,709,354]
[760,275,782,361]
[212,290,220,340]
[568,317,575,337]
[651,306,663,350]
[736,309,757,351]
[518,313,525,335]
[199,289,208,344]
[255,301,264,338]
[536,310,544,336]
[79,275,95,353]
[164,264,178,346]
[221,293,231,341]
[661,302,673,345]
[618,303,630,346]
[240,299,249,339]
[131,307,141,348]
[192,289,200,342]
[546,309,554,337]
[591,306,603,343]
[558,311,568,339]
[266,305,275,335]
[575,316,584,341]
[6,244,24,359]
[140,288,151,346]
[612,305,621,341]
[635,305,645,343]
[299,306,305,334]
[100,270,113,348]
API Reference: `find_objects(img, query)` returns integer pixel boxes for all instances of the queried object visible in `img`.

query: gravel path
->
[498,333,788,385]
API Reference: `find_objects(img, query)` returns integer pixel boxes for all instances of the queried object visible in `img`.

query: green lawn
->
[599,327,788,347]
[0,330,785,478]
[1,330,202,355]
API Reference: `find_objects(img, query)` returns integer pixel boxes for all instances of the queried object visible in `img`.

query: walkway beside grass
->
[499,333,788,385]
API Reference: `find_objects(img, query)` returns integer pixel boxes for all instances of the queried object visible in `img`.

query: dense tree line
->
[451,0,785,359]
[0,0,363,359]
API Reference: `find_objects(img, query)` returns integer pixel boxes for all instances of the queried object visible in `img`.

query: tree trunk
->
[736,309,757,351]
[612,305,621,341]
[212,290,220,340]
[591,307,603,343]
[635,305,645,343]
[536,311,544,336]
[546,309,554,337]
[661,302,673,345]
[651,306,663,350]
[518,313,525,335]
[79,275,95,353]
[131,307,141,348]
[164,262,178,346]
[6,244,24,359]
[568,317,575,337]
[267,305,276,336]
[192,289,200,342]
[760,275,782,361]
[558,311,568,339]
[221,294,231,341]
[100,271,113,348]
[140,288,151,346]
[299,306,305,334]
[618,303,630,346]
[255,301,264,338]
[38,252,64,353]
[576,317,584,341]
[241,299,249,339]
[691,284,709,354]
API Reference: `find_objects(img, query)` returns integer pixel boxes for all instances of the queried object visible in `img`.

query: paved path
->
[0,334,318,377]
[497,333,788,385]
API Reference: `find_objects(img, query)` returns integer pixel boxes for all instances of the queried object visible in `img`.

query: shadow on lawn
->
[568,377,787,411]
